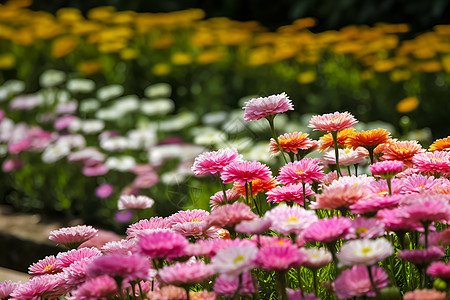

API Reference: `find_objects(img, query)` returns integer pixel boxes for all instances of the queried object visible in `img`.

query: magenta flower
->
[118,195,154,210]
[243,92,294,122]
[192,148,242,175]
[412,151,450,174]
[95,183,113,198]
[28,255,60,275]
[332,265,389,298]
[302,216,352,244]
[310,181,374,210]
[350,194,402,215]
[264,205,318,235]
[203,202,257,230]
[54,115,78,130]
[376,208,424,232]
[397,247,445,267]
[72,275,118,300]
[210,189,241,210]
[255,244,306,271]
[10,274,67,300]
[398,194,450,224]
[166,209,209,237]
[138,231,188,259]
[214,272,257,297]
[55,247,102,269]
[427,261,450,280]
[63,257,96,290]
[221,160,272,186]
[101,239,136,255]
[158,260,214,286]
[185,238,254,258]
[87,254,150,281]
[126,217,170,240]
[399,174,444,194]
[49,225,98,249]
[0,280,21,299]
[82,163,109,176]
[308,111,358,132]
[266,183,314,205]
[277,158,325,185]
[369,160,404,178]
[211,245,259,280]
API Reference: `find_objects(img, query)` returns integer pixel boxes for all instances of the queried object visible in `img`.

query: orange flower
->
[52,36,78,58]
[78,60,103,75]
[378,140,424,167]
[429,136,450,152]
[233,178,279,197]
[346,129,391,149]
[318,128,354,151]
[269,132,317,154]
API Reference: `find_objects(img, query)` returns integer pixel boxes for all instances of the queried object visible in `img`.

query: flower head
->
[318,128,355,151]
[243,92,294,122]
[49,225,98,249]
[310,181,374,210]
[302,216,352,244]
[72,275,118,300]
[412,151,450,174]
[299,248,332,270]
[379,140,424,167]
[28,255,60,275]
[158,261,213,286]
[214,272,256,297]
[167,209,211,238]
[277,158,325,185]
[233,178,279,197]
[397,247,445,267]
[350,195,402,215]
[203,202,257,230]
[333,265,389,298]
[138,231,188,259]
[269,132,317,155]
[235,218,272,235]
[87,254,151,281]
[369,160,404,178]
[264,205,318,235]
[308,111,358,132]
[192,148,242,175]
[126,217,170,240]
[266,183,314,205]
[255,244,306,271]
[55,247,102,269]
[427,261,450,280]
[211,245,259,280]
[403,289,447,300]
[322,147,367,166]
[429,136,450,152]
[221,160,272,186]
[337,238,394,266]
[118,195,154,210]
[346,128,391,149]
[209,189,241,210]
[0,280,21,299]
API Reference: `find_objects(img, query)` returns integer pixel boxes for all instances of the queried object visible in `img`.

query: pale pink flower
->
[101,239,136,255]
[71,275,118,300]
[158,261,213,285]
[63,257,96,290]
[82,163,108,176]
[95,183,113,198]
[68,147,105,164]
[214,272,256,297]
[235,218,272,235]
[190,290,216,300]
[167,209,220,238]
[412,151,450,174]
[148,285,186,300]
[243,92,294,122]
[264,205,318,235]
[347,217,386,239]
[132,172,158,188]
[400,175,448,194]
[87,254,151,281]
[9,94,43,111]
[118,195,154,210]
[209,189,241,210]
[302,216,352,244]
[376,208,424,232]
[322,147,367,166]
[333,265,389,298]
[255,244,306,271]
[203,202,257,230]
[49,225,98,249]
[266,183,314,205]
[369,160,404,178]
[28,255,60,275]
[11,273,67,300]
[185,238,254,258]
[403,289,447,300]
[426,229,450,248]
[277,158,325,185]
[318,170,347,186]
[398,193,450,224]
[55,247,102,269]
[192,148,242,175]
[138,231,188,259]
[211,245,258,280]
[126,217,170,240]
[221,160,272,186]
[54,115,78,130]
[397,247,445,267]
[0,280,21,299]
[2,157,24,172]
[328,173,375,187]
[427,261,450,280]
[337,238,394,266]
[350,194,402,215]
[366,178,403,195]
[308,111,358,132]
[254,235,293,247]
[299,248,332,270]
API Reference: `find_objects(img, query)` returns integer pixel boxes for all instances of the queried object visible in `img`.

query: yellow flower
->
[0,53,15,69]
[248,46,272,66]
[110,11,136,24]
[56,8,83,23]
[396,97,419,113]
[297,71,316,84]
[78,60,103,75]
[98,41,127,53]
[292,17,317,30]
[71,21,103,36]
[52,36,78,58]
[12,28,34,46]
[150,36,174,49]
[120,48,138,60]
[171,52,192,65]
[418,61,442,72]
[441,55,450,73]
[152,63,171,76]
[196,48,225,64]
[373,59,395,72]
[5,0,32,8]
[390,69,411,82]
[87,6,116,21]
[360,70,374,81]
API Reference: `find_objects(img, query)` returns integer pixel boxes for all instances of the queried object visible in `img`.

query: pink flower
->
[158,261,213,285]
[350,194,402,215]
[167,209,210,237]
[337,238,394,266]
[332,265,389,298]
[209,189,241,210]
[214,272,257,297]
[221,160,272,186]
[101,239,136,255]
[55,247,102,269]
[0,280,21,299]
[28,255,60,275]
[266,183,314,205]
[397,247,445,267]
[412,151,450,174]
[10,274,67,300]
[148,285,186,300]
[255,244,306,271]
[427,261,450,280]
[54,115,78,130]
[398,194,450,224]
[118,195,154,210]
[95,183,113,198]
[63,257,96,290]
[87,254,151,281]
[235,218,272,235]
[369,160,404,178]
[399,174,447,194]
[308,111,358,132]
[264,205,318,235]
[82,163,108,176]
[403,289,447,300]
[132,172,158,189]
[2,157,24,172]
[68,147,105,164]
[299,248,332,270]
[243,92,294,122]
[192,148,242,175]
[287,289,319,300]
[376,208,424,232]
[277,158,325,185]
[185,238,254,258]
[138,231,188,259]
[126,217,170,240]
[49,225,98,249]
[71,275,118,300]
[302,216,352,244]
[254,236,293,247]
[346,217,386,239]
[310,181,374,210]
[211,245,258,280]
[203,202,257,230]
[322,147,367,166]
[426,229,450,248]
[366,178,403,195]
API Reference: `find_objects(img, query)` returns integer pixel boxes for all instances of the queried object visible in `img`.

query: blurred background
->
[1,0,450,235]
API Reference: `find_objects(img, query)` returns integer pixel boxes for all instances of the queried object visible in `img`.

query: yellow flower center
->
[377,191,388,195]
[311,254,319,258]
[361,247,372,254]
[344,149,351,154]
[287,217,298,223]
[190,218,201,222]
[295,170,305,174]
[431,157,441,160]
[44,265,54,271]
[234,255,245,264]
[354,183,358,186]
[356,227,369,234]
[278,241,285,245]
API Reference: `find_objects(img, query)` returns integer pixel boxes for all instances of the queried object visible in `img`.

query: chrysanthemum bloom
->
[370,160,404,178]
[235,218,272,235]
[366,178,403,196]
[118,195,154,210]
[214,272,257,297]
[266,183,314,205]
[301,216,352,244]
[71,275,118,300]
[95,183,113,198]
[211,245,259,280]
[101,239,136,255]
[55,247,102,269]
[264,205,318,235]
[427,262,450,280]
[412,151,450,175]
[346,128,391,164]
[350,194,402,215]
[287,289,319,300]
[192,148,242,175]
[318,128,355,151]
[202,202,257,230]
[376,208,424,232]
[49,225,98,249]
[398,194,450,224]
[332,265,389,298]
[255,244,306,271]
[87,254,151,282]
[401,175,450,195]
[243,92,294,122]
[158,261,214,286]
[147,285,186,300]
[189,290,217,300]
[126,217,170,240]
[403,289,447,300]
[308,111,358,133]
[0,280,21,299]
[233,178,279,197]
[210,189,241,210]
[346,217,386,240]
[138,231,188,259]
[319,170,348,186]
[299,248,332,270]
[63,257,96,290]
[337,238,394,266]
[425,229,450,248]
[269,131,318,158]
[221,160,272,187]
[322,147,367,166]
[379,140,425,167]
[28,255,61,275]
[185,238,254,258]
[397,247,445,267]
[277,158,325,185]
[429,136,450,152]
[10,273,67,300]
[166,209,210,237]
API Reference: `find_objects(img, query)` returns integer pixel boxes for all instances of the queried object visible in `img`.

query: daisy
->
[63,257,97,290]
[269,131,318,159]
[209,189,241,210]
[321,147,367,166]
[337,238,394,266]
[101,239,136,255]
[87,254,151,281]
[370,160,404,178]
[398,193,450,224]
[255,243,306,271]
[308,111,358,133]
[49,225,98,249]
[10,274,67,300]
[397,247,445,267]
[243,92,294,122]
[347,217,386,240]
[118,195,154,210]
[211,245,259,280]
[427,261,450,280]
[55,247,102,269]
[71,275,118,299]
[137,231,188,259]
[299,248,332,270]
[366,179,403,196]
[214,272,257,297]
[379,140,424,167]
[28,255,60,275]
[429,136,450,152]
[350,194,402,215]
[126,217,170,240]
[403,289,447,300]
[302,216,352,244]
[399,174,446,194]
[412,151,450,175]
[167,209,220,238]
[158,261,214,286]
[333,265,389,298]
[0,281,21,299]
[221,160,272,187]
[277,158,325,185]
[185,238,254,258]
[376,208,424,232]
[235,218,272,235]
[318,128,355,151]
[192,148,242,175]
[202,202,257,230]
[266,183,314,205]
[264,205,318,235]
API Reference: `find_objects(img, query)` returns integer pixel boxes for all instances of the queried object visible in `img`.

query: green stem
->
[313,269,319,297]
[217,171,228,203]
[232,274,243,300]
[250,183,260,215]
[245,182,249,205]
[367,146,375,165]
[367,266,381,298]
[302,181,307,209]
[386,177,392,196]
[266,116,288,164]
[276,271,289,300]
[331,131,342,178]
[185,286,190,300]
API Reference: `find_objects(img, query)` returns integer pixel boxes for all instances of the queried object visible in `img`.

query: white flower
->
[211,246,258,280]
[42,142,71,163]
[192,127,227,146]
[57,134,86,149]
[201,111,228,126]
[264,205,318,235]
[144,83,172,98]
[300,248,332,270]
[118,195,155,210]
[322,148,368,166]
[158,112,197,132]
[337,238,394,266]
[100,136,129,151]
[161,165,193,185]
[97,84,124,101]
[126,128,157,149]
[242,142,272,163]
[0,118,14,142]
[40,70,66,88]
[148,144,204,166]
[140,98,175,116]
[113,95,140,114]
[9,94,43,110]
[105,156,136,171]
[66,78,95,93]
[0,80,25,100]
[79,98,100,113]
[95,108,123,120]
[80,119,105,134]
[55,100,77,115]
